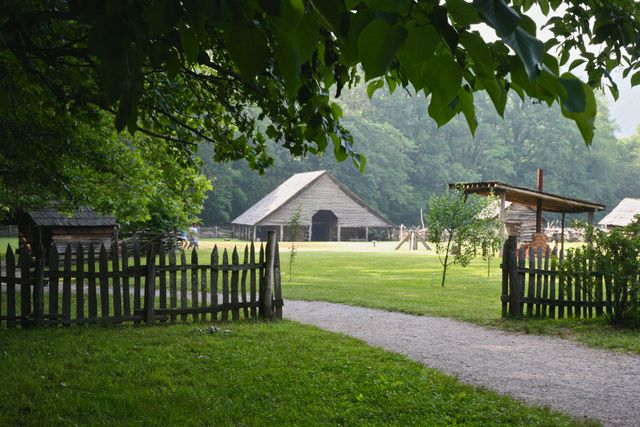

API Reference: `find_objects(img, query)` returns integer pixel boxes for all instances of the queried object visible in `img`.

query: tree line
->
[200,88,640,227]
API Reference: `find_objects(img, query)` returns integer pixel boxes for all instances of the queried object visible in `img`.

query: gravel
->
[285,300,640,427]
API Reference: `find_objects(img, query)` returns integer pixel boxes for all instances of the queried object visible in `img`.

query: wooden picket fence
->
[0,232,282,328]
[501,236,609,319]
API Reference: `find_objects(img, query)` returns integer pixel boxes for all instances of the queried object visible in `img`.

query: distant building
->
[599,198,640,230]
[15,207,117,258]
[484,200,547,242]
[232,170,393,241]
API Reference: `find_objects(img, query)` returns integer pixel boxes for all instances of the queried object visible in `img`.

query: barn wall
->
[51,226,115,253]
[257,174,390,227]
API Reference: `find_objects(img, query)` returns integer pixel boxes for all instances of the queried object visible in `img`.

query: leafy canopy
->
[2,0,639,176]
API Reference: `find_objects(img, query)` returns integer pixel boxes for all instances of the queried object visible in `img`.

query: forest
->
[199,87,640,227]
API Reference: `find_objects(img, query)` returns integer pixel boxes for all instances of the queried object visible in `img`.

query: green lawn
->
[0,321,593,426]
[281,250,640,354]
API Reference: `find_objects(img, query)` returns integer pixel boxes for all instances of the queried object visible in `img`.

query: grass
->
[279,250,640,354]
[0,321,593,426]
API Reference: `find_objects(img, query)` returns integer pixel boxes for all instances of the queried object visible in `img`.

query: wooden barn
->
[232,170,393,241]
[15,207,117,257]
[599,198,640,230]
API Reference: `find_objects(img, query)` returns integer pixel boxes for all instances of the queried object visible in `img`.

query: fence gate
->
[0,232,282,328]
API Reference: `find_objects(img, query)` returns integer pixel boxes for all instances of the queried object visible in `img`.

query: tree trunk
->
[441,232,454,287]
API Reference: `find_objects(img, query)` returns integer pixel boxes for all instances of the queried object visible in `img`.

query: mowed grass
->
[281,250,640,354]
[0,321,592,426]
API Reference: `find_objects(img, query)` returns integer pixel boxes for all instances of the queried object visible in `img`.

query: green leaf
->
[358,20,407,80]
[631,70,640,87]
[309,0,342,32]
[447,0,482,26]
[480,77,507,116]
[178,22,199,64]
[559,73,596,144]
[559,75,585,113]
[367,79,384,99]
[341,9,371,66]
[274,34,300,99]
[363,0,408,13]
[225,26,269,80]
[458,87,477,135]
[473,0,520,37]
[423,53,463,104]
[166,47,180,79]
[396,23,440,90]
[503,27,543,79]
[459,31,493,79]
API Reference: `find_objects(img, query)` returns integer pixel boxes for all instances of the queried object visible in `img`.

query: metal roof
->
[28,207,117,227]
[449,181,605,213]
[232,170,326,225]
[232,170,393,226]
[599,198,640,227]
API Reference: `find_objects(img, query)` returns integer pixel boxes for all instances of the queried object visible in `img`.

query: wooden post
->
[337,225,341,242]
[144,246,156,324]
[560,212,566,254]
[365,227,369,241]
[19,245,32,328]
[253,226,257,242]
[506,236,520,317]
[262,231,276,319]
[499,193,506,252]
[308,224,312,242]
[280,225,284,242]
[33,244,45,327]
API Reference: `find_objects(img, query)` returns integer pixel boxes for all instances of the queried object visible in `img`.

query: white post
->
[280,225,284,241]
[308,224,313,242]
[253,226,257,241]
[365,227,369,241]
[337,225,341,242]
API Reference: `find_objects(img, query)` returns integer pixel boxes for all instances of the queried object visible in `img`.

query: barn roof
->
[232,170,393,226]
[28,207,117,227]
[449,181,605,213]
[599,198,640,227]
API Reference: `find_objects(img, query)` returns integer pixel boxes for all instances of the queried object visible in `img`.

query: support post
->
[280,225,284,242]
[337,225,341,242]
[33,244,45,327]
[365,227,369,241]
[499,192,507,252]
[262,231,276,319]
[505,235,520,317]
[144,246,156,324]
[253,226,257,242]
[560,212,566,255]
[308,224,312,242]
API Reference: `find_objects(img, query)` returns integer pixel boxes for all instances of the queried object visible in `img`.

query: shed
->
[599,198,640,230]
[232,170,393,241]
[484,201,547,243]
[16,207,117,257]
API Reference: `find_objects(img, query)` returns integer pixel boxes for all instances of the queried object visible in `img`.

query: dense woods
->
[200,89,639,226]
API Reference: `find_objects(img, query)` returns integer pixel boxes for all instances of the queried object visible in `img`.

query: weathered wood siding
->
[51,227,114,254]
[505,204,541,242]
[258,174,389,227]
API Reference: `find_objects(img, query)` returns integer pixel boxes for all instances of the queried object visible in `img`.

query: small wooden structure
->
[14,207,117,258]
[484,201,546,242]
[598,198,640,230]
[450,172,605,252]
[232,170,393,241]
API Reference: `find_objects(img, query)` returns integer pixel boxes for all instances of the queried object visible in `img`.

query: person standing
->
[187,224,199,250]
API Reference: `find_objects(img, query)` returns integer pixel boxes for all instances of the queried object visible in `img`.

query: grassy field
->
[241,241,640,354]
[0,321,593,426]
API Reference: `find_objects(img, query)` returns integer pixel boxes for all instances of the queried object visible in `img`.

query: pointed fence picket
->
[501,236,609,319]
[0,233,282,327]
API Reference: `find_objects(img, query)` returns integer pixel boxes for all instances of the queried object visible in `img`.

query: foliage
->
[288,204,303,281]
[563,221,640,327]
[426,189,496,287]
[197,91,622,227]
[2,0,635,180]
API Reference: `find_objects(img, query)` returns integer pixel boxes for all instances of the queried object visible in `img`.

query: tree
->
[426,189,497,287]
[3,0,637,185]
[288,205,303,282]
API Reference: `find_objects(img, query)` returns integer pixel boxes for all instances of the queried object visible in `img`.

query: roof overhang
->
[448,182,605,214]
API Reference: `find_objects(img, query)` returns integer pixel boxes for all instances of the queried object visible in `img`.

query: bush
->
[565,221,640,327]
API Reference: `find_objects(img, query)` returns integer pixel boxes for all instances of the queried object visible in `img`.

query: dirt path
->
[285,300,640,427]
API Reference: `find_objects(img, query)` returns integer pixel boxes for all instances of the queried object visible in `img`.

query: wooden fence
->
[501,235,609,319]
[0,232,282,328]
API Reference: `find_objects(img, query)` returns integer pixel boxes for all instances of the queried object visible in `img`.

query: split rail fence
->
[0,232,282,328]
[501,235,610,319]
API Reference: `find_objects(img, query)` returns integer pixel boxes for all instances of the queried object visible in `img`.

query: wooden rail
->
[0,232,282,328]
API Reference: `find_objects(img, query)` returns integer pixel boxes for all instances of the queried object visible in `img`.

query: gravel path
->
[285,300,640,427]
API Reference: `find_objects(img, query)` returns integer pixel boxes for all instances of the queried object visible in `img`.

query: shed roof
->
[232,170,393,226]
[28,207,117,227]
[449,182,605,213]
[599,198,640,227]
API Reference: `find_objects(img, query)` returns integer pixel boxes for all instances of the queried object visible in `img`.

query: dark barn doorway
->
[311,210,337,241]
